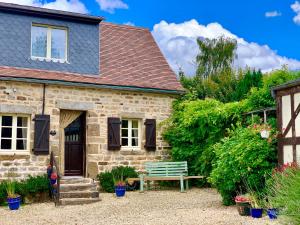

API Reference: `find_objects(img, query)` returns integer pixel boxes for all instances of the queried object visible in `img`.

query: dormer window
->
[31,24,68,62]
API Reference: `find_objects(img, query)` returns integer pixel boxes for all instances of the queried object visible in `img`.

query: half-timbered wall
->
[276,89,300,165]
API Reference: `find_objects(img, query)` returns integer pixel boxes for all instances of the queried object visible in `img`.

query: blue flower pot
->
[251,208,263,218]
[115,186,126,197]
[267,208,277,219]
[7,196,21,210]
[50,179,56,185]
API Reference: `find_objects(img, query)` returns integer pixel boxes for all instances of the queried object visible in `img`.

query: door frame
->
[63,111,86,177]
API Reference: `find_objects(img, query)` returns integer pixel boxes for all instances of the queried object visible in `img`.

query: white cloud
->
[291,1,300,25]
[124,21,135,26]
[265,11,282,18]
[152,19,300,76]
[95,0,128,13]
[0,0,88,13]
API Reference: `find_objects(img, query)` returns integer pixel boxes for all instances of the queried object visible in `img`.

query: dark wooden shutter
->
[33,114,50,155]
[145,119,156,150]
[107,117,121,150]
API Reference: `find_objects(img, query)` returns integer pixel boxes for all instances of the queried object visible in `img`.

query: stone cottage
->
[0,1,183,188]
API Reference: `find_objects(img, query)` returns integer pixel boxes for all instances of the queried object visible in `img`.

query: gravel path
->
[0,188,280,225]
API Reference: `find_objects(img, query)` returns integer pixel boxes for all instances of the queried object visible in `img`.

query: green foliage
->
[267,166,300,225]
[246,68,300,110]
[196,36,237,79]
[233,70,263,101]
[16,175,49,197]
[209,126,277,205]
[179,69,263,103]
[163,98,246,181]
[97,171,114,193]
[0,175,49,204]
[97,166,138,193]
[5,180,17,198]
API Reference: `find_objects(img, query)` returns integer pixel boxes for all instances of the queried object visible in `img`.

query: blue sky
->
[2,0,300,75]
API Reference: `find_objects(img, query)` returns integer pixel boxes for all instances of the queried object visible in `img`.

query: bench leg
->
[139,174,144,193]
[147,180,150,191]
[185,180,189,190]
[180,175,184,193]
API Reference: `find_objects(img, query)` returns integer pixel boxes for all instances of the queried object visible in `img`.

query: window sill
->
[30,57,69,64]
[0,151,30,156]
[121,147,141,151]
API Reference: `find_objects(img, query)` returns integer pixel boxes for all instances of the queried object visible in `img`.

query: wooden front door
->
[64,113,85,176]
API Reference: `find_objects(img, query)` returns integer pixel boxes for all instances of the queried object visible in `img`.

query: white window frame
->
[31,23,68,62]
[121,119,141,150]
[0,114,31,154]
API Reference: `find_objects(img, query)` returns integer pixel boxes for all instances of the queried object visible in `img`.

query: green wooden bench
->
[128,161,204,192]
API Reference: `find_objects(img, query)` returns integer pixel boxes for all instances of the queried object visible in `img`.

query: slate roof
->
[0,7,183,93]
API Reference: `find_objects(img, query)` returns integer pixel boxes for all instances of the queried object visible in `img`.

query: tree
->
[196,36,237,79]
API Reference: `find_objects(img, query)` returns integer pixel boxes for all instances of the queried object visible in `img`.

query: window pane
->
[122,120,128,128]
[31,26,47,58]
[132,129,138,138]
[1,139,11,150]
[51,28,67,60]
[121,129,128,137]
[17,128,27,138]
[17,117,28,127]
[132,120,138,128]
[1,128,12,138]
[2,116,12,126]
[16,140,27,150]
[121,138,128,146]
[132,138,138,146]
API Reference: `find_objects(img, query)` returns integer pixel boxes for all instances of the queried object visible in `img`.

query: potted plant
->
[260,124,271,139]
[249,193,263,218]
[267,208,277,220]
[112,169,126,197]
[234,195,251,216]
[5,180,21,210]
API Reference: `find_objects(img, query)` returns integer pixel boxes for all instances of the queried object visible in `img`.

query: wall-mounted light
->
[50,130,56,136]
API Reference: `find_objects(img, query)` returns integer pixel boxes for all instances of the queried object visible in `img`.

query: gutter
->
[0,76,185,95]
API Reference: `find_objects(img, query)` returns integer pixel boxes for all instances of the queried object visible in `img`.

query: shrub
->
[267,164,300,225]
[18,175,49,197]
[209,125,277,205]
[97,166,138,193]
[163,98,246,183]
[98,171,114,193]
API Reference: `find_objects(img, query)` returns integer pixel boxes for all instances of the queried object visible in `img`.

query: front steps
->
[59,177,101,206]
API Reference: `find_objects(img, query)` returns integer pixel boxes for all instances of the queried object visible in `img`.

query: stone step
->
[60,183,97,192]
[60,191,99,199]
[59,197,101,206]
[60,177,92,184]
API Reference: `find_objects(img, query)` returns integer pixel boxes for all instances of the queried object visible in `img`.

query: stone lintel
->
[56,100,94,111]
[120,112,145,119]
[0,104,35,114]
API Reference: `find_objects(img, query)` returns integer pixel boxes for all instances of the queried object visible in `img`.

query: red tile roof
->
[0,22,183,93]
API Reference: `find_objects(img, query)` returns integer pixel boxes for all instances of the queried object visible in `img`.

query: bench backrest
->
[144,161,188,177]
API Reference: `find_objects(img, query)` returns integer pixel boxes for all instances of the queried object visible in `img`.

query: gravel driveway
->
[0,188,280,225]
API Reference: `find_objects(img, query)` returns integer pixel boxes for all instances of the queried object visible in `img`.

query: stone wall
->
[0,80,176,180]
